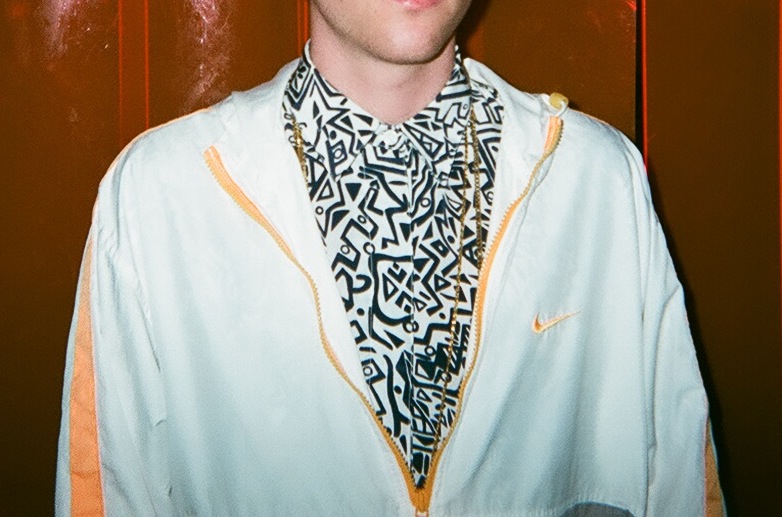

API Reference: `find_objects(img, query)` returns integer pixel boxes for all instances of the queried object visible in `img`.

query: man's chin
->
[371,35,455,67]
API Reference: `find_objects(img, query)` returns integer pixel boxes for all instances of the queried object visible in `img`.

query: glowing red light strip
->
[118,0,125,146]
[641,0,648,166]
[144,0,150,130]
[118,0,151,146]
[298,0,310,51]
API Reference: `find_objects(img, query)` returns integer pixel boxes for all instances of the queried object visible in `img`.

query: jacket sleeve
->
[55,159,172,516]
[623,136,726,516]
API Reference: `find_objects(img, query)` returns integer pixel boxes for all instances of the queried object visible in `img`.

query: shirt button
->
[379,128,401,147]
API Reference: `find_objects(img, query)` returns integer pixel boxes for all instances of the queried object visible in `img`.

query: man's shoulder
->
[104,61,297,186]
[467,59,643,197]
[125,68,290,162]
[121,106,224,165]
[466,58,634,156]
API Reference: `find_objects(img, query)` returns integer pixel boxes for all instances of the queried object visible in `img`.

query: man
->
[56,0,723,515]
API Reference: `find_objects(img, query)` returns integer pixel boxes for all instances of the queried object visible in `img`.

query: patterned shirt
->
[282,47,504,488]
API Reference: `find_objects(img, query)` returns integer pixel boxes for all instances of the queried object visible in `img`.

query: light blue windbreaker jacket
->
[56,59,723,516]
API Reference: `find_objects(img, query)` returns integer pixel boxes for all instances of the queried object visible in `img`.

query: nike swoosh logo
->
[532,312,579,334]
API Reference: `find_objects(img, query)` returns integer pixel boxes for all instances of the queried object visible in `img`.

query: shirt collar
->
[283,43,473,178]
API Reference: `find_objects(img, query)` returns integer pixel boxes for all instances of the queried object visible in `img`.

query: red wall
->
[2,1,780,515]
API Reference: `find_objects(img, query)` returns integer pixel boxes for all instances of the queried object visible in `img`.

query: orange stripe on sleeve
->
[704,421,724,517]
[69,238,106,516]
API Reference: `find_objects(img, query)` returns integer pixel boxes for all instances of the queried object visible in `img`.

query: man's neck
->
[309,38,457,125]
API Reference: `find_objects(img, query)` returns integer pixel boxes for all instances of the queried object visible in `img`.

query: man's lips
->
[391,0,443,9]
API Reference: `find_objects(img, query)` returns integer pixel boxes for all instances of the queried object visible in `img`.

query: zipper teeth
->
[204,148,348,379]
[203,146,420,503]
[204,149,289,257]
[202,114,563,515]
[472,116,563,352]
[424,115,564,498]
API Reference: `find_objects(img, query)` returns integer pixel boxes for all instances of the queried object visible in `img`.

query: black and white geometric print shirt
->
[282,46,504,488]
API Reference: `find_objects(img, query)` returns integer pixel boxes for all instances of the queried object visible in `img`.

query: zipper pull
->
[548,92,569,117]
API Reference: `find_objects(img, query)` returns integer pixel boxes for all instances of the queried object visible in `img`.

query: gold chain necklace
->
[432,105,482,452]
[289,93,484,462]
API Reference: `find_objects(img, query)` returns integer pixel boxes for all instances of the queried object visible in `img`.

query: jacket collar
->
[281,46,474,182]
[205,58,563,391]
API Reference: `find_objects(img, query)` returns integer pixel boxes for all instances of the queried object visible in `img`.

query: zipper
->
[203,147,360,389]
[203,145,426,508]
[418,115,564,515]
[470,116,564,370]
[202,114,563,516]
